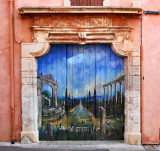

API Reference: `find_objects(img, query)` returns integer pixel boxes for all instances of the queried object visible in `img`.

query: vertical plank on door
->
[100,44,106,107]
[57,44,67,140]
[67,44,73,112]
[95,44,100,111]
[84,45,90,109]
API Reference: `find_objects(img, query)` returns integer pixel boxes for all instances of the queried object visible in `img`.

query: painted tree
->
[89,91,91,110]
[83,96,86,107]
[122,95,125,117]
[60,98,61,105]
[65,88,68,114]
[42,90,51,98]
[74,98,76,106]
[68,93,71,111]
[72,96,74,109]
[94,88,97,118]
[113,97,116,117]
[87,95,89,109]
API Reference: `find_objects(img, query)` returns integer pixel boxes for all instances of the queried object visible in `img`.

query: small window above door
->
[71,0,103,6]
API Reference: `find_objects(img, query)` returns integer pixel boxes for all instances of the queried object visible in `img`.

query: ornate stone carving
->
[30,42,50,57]
[111,32,140,57]
[78,32,87,39]
[112,39,140,57]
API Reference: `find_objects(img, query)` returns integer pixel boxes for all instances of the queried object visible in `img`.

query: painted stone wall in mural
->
[37,44,125,140]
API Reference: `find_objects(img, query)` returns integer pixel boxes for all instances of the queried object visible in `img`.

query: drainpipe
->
[9,0,15,144]
[140,14,143,144]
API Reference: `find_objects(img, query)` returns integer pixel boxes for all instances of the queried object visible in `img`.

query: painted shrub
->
[37,44,125,140]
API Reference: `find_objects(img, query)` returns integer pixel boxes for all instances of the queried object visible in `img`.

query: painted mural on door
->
[37,44,125,140]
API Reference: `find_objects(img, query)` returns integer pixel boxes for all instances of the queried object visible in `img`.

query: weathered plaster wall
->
[142,0,160,144]
[0,0,11,142]
[0,0,160,144]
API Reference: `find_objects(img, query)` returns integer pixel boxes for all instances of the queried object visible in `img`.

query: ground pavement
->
[0,141,159,151]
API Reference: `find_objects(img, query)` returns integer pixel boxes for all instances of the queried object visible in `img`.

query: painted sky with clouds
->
[38,44,124,99]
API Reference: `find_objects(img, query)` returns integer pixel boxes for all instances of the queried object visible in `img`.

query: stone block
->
[22,111,38,131]
[22,84,37,96]
[132,57,140,66]
[21,71,37,78]
[128,112,140,132]
[22,108,35,115]
[22,77,37,85]
[21,58,37,72]
[132,75,140,90]
[21,131,39,143]
[128,67,140,76]
[131,51,140,57]
[125,132,141,145]
[22,114,33,131]
[21,43,36,58]
[22,95,34,108]
[127,76,133,91]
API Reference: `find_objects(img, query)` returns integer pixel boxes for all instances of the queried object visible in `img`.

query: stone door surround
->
[19,6,142,144]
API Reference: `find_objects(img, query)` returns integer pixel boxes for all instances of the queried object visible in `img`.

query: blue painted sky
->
[38,44,124,99]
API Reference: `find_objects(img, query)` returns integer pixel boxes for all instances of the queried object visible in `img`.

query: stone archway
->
[20,6,142,144]
[37,74,58,128]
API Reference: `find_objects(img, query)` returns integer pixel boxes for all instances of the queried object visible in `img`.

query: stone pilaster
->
[21,42,50,143]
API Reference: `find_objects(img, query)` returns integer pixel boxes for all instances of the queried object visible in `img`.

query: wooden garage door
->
[38,44,125,140]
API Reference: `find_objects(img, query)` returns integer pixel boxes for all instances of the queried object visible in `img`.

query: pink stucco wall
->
[0,0,159,144]
[142,0,160,143]
[0,0,11,142]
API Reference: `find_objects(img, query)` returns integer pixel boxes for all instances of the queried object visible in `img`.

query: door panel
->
[38,44,125,140]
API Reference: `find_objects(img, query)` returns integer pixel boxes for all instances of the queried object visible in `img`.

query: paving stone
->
[143,145,159,151]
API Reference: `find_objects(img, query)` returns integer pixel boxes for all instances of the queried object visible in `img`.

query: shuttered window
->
[71,0,103,6]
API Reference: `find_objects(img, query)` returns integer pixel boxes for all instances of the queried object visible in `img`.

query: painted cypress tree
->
[60,98,61,105]
[89,91,91,110]
[87,95,89,109]
[72,96,73,109]
[69,93,71,111]
[94,88,97,118]
[84,96,86,107]
[65,88,68,113]
[74,98,76,107]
